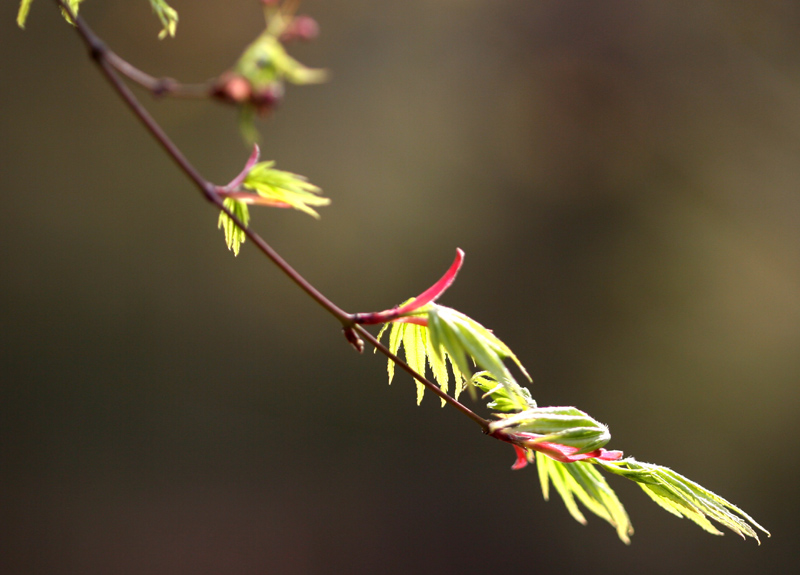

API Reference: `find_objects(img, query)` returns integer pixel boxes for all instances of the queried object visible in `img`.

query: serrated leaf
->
[538,456,633,544]
[447,353,467,401]
[471,371,534,413]
[427,305,530,393]
[402,323,427,404]
[218,197,250,256]
[598,458,769,542]
[387,322,403,384]
[425,327,450,406]
[243,162,330,219]
[377,302,412,385]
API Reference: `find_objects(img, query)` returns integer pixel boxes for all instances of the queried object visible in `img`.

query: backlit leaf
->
[376,308,466,404]
[243,161,330,219]
[538,456,633,544]
[427,304,530,392]
[598,458,770,543]
[217,197,250,256]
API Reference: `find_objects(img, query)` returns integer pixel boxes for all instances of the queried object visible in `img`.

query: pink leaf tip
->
[395,248,464,316]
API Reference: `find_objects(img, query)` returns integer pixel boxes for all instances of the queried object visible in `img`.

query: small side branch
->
[104,51,213,98]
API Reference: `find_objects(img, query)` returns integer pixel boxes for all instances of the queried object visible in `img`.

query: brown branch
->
[104,51,213,98]
[53,0,490,431]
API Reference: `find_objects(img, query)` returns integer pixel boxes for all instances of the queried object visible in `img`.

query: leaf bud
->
[489,406,612,454]
[212,72,252,104]
[280,16,320,43]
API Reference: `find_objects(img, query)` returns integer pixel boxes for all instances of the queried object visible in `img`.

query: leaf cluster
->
[376,303,531,405]
[376,301,466,406]
[372,284,768,543]
[217,160,329,256]
[244,162,330,219]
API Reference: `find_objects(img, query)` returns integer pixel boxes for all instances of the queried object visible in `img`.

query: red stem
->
[353,248,464,325]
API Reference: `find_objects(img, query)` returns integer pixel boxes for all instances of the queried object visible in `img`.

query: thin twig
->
[53,0,489,431]
[54,0,351,326]
[356,325,490,430]
[104,51,213,98]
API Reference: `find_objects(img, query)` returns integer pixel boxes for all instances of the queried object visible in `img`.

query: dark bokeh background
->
[2,1,799,573]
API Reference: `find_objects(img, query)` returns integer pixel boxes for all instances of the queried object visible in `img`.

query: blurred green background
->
[2,1,799,573]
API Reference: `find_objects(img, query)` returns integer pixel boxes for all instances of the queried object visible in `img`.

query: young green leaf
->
[538,456,634,544]
[598,458,770,543]
[376,310,466,405]
[236,33,327,89]
[491,406,612,455]
[242,161,330,219]
[402,322,427,404]
[470,370,535,413]
[427,304,531,392]
[218,197,250,256]
[149,0,179,39]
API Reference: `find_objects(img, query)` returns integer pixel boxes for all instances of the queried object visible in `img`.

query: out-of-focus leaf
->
[149,0,178,39]
[236,33,327,91]
[17,0,33,28]
[19,0,85,28]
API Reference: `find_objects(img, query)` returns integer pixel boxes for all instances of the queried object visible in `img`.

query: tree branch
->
[53,0,489,431]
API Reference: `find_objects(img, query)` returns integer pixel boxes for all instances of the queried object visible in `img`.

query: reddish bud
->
[213,72,251,104]
[280,15,320,43]
[343,327,365,353]
[251,82,284,116]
